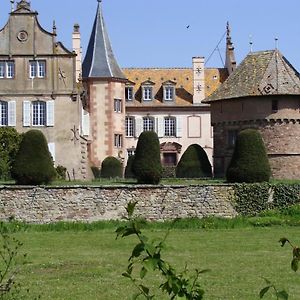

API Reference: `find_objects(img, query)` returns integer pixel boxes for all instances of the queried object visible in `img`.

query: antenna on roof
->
[10,0,15,12]
[275,37,279,50]
[249,34,253,52]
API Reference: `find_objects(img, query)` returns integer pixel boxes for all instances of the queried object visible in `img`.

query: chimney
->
[72,23,82,82]
[193,56,205,105]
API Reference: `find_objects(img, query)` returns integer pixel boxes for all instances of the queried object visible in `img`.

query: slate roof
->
[82,1,125,80]
[203,50,300,103]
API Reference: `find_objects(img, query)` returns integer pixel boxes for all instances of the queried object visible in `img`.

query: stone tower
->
[82,0,127,168]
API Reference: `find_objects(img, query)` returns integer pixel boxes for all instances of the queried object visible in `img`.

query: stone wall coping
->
[0,184,234,190]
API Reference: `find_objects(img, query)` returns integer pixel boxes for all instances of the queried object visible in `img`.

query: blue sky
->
[1,0,300,70]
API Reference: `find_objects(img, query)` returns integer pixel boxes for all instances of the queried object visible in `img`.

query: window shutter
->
[82,109,90,136]
[46,101,55,126]
[8,101,16,126]
[135,116,143,137]
[176,116,182,137]
[23,101,31,127]
[48,143,55,162]
[157,116,164,137]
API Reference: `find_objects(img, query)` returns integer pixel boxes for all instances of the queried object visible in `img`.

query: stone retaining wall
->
[0,185,237,223]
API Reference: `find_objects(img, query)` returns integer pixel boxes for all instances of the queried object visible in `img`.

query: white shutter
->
[46,100,55,126]
[23,101,31,127]
[157,116,164,137]
[176,116,182,137]
[135,116,143,137]
[82,109,90,136]
[48,143,55,162]
[8,101,16,126]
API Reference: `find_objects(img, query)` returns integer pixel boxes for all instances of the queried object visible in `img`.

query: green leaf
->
[126,202,137,218]
[262,277,271,285]
[122,272,132,279]
[143,258,159,271]
[279,237,289,247]
[139,284,150,295]
[291,258,299,272]
[259,286,271,298]
[144,243,156,256]
[122,227,138,238]
[197,269,211,274]
[293,247,300,258]
[277,290,289,300]
[132,293,141,300]
[140,267,147,279]
[131,243,144,258]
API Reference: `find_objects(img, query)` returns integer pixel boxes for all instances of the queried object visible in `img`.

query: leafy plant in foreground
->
[0,222,40,299]
[116,202,207,299]
[259,237,299,300]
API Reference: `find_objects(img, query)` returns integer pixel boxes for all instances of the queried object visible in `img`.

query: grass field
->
[5,225,298,300]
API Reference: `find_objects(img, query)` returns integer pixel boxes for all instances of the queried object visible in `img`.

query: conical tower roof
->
[82,0,125,80]
[204,49,300,102]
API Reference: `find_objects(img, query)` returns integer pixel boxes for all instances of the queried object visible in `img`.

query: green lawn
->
[9,226,300,299]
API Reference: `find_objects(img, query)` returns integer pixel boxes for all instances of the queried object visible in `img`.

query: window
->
[0,61,15,79]
[114,134,123,148]
[272,99,278,113]
[125,87,133,101]
[127,149,135,157]
[114,99,122,113]
[29,60,46,78]
[23,100,54,127]
[163,153,177,166]
[125,116,135,137]
[164,86,174,101]
[164,117,176,137]
[228,130,238,148]
[32,101,46,126]
[143,87,152,101]
[143,117,154,132]
[0,101,8,126]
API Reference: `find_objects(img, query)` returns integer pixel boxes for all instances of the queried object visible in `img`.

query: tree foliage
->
[101,156,122,178]
[132,131,162,184]
[226,129,271,183]
[0,128,22,180]
[176,144,212,178]
[11,130,56,185]
[125,155,135,179]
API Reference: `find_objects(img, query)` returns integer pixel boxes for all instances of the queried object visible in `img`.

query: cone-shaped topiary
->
[176,144,212,178]
[132,131,162,184]
[101,156,122,178]
[124,155,135,179]
[11,130,56,185]
[226,129,271,183]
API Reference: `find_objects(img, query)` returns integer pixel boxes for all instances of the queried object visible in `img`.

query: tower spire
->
[225,22,237,75]
[82,0,125,79]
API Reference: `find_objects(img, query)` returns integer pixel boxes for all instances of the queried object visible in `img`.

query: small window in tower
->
[114,99,122,113]
[272,100,278,113]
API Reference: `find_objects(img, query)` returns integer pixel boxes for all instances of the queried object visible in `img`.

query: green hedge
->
[232,183,300,216]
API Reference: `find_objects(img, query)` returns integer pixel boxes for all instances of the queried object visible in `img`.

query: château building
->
[0,0,236,179]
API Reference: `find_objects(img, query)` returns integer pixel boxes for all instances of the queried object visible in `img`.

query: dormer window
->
[141,80,155,102]
[125,86,134,101]
[162,80,176,101]
[164,86,174,101]
[143,87,152,101]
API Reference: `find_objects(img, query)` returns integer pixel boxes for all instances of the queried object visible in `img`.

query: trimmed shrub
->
[11,130,56,185]
[91,166,101,179]
[55,165,67,180]
[176,144,212,178]
[0,128,22,180]
[132,131,162,184]
[226,129,271,183]
[125,155,135,179]
[101,156,122,178]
